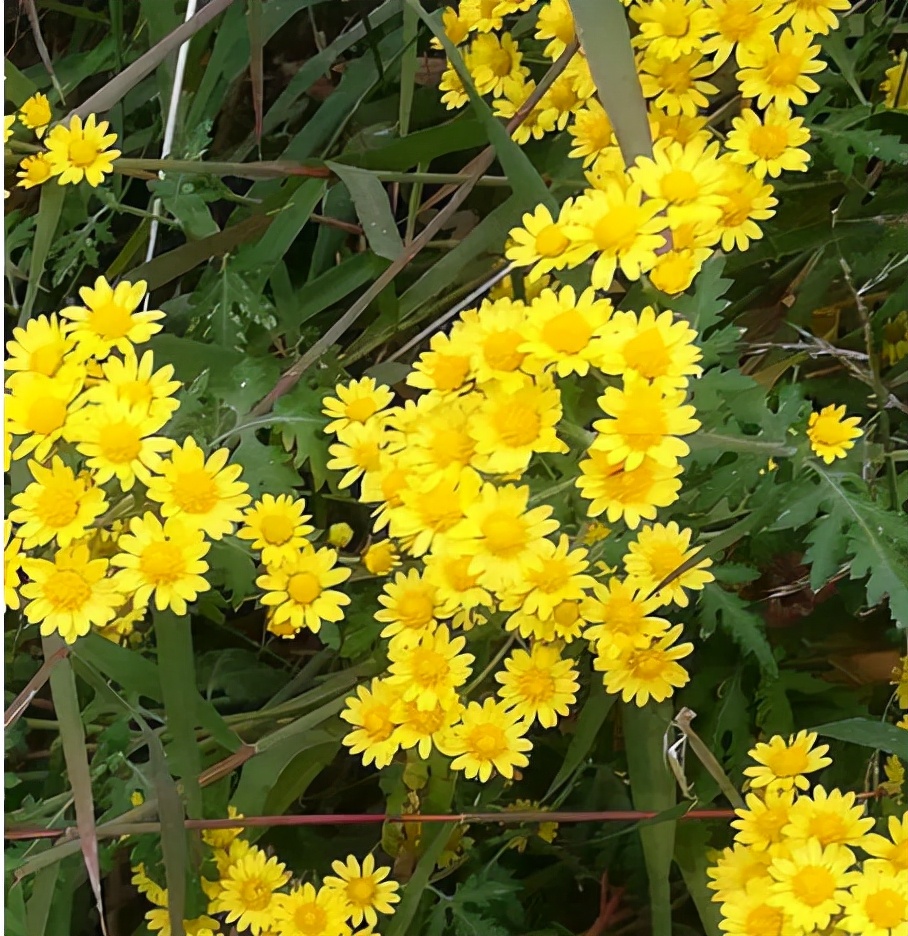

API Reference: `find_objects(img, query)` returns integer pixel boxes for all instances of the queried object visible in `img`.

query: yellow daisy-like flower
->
[782,785,874,849]
[386,624,474,711]
[563,181,667,288]
[272,882,351,936]
[468,32,529,98]
[439,62,469,110]
[433,5,471,47]
[631,0,712,61]
[131,864,168,907]
[146,437,251,540]
[743,730,832,793]
[84,349,181,422]
[495,642,579,728]
[731,789,797,851]
[238,494,315,567]
[327,419,388,489]
[494,78,558,144]
[60,276,164,359]
[717,877,793,936]
[806,404,862,464]
[10,456,107,548]
[505,203,573,282]
[422,547,494,621]
[457,300,535,391]
[16,152,54,189]
[568,98,617,167]
[701,0,786,67]
[535,0,575,60]
[449,481,559,594]
[256,547,351,635]
[649,247,711,295]
[375,568,443,646]
[5,314,74,378]
[766,839,858,933]
[110,513,211,616]
[622,520,714,607]
[596,306,703,390]
[780,0,850,35]
[201,805,244,850]
[592,375,701,470]
[714,160,777,252]
[862,813,908,873]
[5,521,24,611]
[396,392,480,476]
[212,846,290,936]
[446,697,533,782]
[505,534,595,620]
[507,595,595,644]
[21,544,123,643]
[840,864,908,936]
[5,368,86,461]
[881,50,908,110]
[707,842,774,902]
[44,113,121,187]
[736,28,826,109]
[638,50,720,117]
[594,623,694,705]
[461,0,505,34]
[340,677,402,769]
[322,377,394,435]
[726,103,811,179]
[391,696,464,759]
[584,578,671,655]
[18,92,52,137]
[361,539,400,576]
[406,331,474,395]
[323,854,400,928]
[69,399,173,491]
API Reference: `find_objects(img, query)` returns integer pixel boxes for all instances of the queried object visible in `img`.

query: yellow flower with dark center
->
[584,577,671,655]
[322,377,394,435]
[495,642,579,727]
[782,785,874,849]
[256,546,351,634]
[5,367,87,461]
[238,494,315,567]
[726,103,811,178]
[212,846,290,936]
[631,0,712,61]
[743,730,832,793]
[10,456,107,548]
[16,152,54,189]
[806,403,862,464]
[505,203,574,282]
[18,92,52,137]
[731,790,797,851]
[84,349,181,422]
[340,677,402,768]
[110,513,211,616]
[21,544,123,643]
[622,520,714,606]
[447,697,533,782]
[323,854,400,928]
[736,28,826,109]
[594,624,693,704]
[5,314,75,379]
[44,113,121,186]
[60,276,164,359]
[386,625,474,711]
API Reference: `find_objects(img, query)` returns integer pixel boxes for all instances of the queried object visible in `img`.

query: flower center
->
[346,397,378,422]
[411,648,451,686]
[287,572,322,605]
[660,9,690,37]
[397,591,435,628]
[348,878,377,905]
[632,650,668,681]
[642,543,684,579]
[29,342,65,376]
[807,812,848,845]
[660,168,700,203]
[351,440,382,472]
[118,380,154,407]
[553,599,581,627]
[483,330,526,372]
[428,426,475,468]
[27,397,67,435]
[790,865,835,906]
[171,469,220,514]
[750,124,790,159]
[718,3,757,41]
[415,487,463,532]
[481,510,528,555]
[294,904,328,934]
[622,328,672,378]
[444,557,478,591]
[542,309,593,353]
[362,704,394,739]
[469,724,507,758]
[88,303,134,339]
[767,53,802,88]
[37,485,81,528]
[489,47,515,78]
[534,224,570,257]
[429,353,471,392]
[745,904,785,936]
[865,888,907,929]
[44,569,92,610]
[765,747,810,778]
[139,542,186,585]
[98,422,143,464]
[26,158,53,183]
[238,880,273,913]
[530,558,572,594]
[594,206,643,253]
[720,191,755,227]
[68,139,100,168]
[517,667,556,703]
[494,403,541,448]
[260,513,295,545]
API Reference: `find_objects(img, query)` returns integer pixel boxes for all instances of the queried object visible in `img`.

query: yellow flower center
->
[287,571,322,605]
[139,541,186,585]
[659,61,694,93]
[603,462,656,501]
[552,599,580,627]
[404,703,446,734]
[396,590,435,628]
[98,422,143,464]
[749,123,789,159]
[171,469,220,515]
[764,745,811,778]
[88,302,134,339]
[489,47,516,78]
[622,327,673,378]
[790,865,835,906]
[659,8,690,38]
[259,513,295,545]
[744,904,785,936]
[443,556,478,591]
[754,805,788,843]
[68,138,101,168]
[640,543,684,579]
[118,379,154,407]
[427,425,475,468]
[659,168,700,203]
[530,558,572,594]
[350,440,382,472]
[410,647,451,686]
[238,879,273,912]
[631,650,668,682]
[594,205,643,253]
[469,724,507,758]
[483,329,526,372]
[25,158,52,184]
[293,903,327,934]
[717,2,758,42]
[37,485,80,528]
[494,402,541,447]
[651,252,696,295]
[481,510,527,555]
[27,342,66,376]
[541,309,592,353]
[806,812,848,845]
[720,191,755,228]
[548,82,579,112]
[428,353,471,392]
[362,703,395,739]
[767,53,803,88]
[347,877,377,905]
[27,397,67,435]
[415,486,464,532]
[346,397,378,422]
[517,666,556,703]
[865,888,907,928]
[44,569,92,610]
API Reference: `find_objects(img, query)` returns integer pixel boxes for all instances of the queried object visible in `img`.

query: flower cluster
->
[132,810,399,936]
[4,96,121,190]
[708,730,908,936]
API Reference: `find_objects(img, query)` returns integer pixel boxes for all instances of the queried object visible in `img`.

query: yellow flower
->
[61,276,164,359]
[18,92,52,137]
[568,98,618,167]
[736,28,826,109]
[584,578,671,656]
[638,50,720,117]
[468,32,529,98]
[781,0,850,35]
[201,805,244,850]
[505,203,573,282]
[648,108,711,147]
[839,864,908,936]
[95,595,147,644]
[361,539,400,576]
[323,854,400,928]
[461,0,506,33]
[5,521,24,611]
[649,247,709,295]
[386,624,474,711]
[5,367,87,461]
[69,399,173,491]
[505,534,594,620]
[495,642,579,728]
[4,314,75,378]
[446,697,533,782]
[256,547,351,635]
[726,103,811,179]
[806,404,862,464]
[892,655,908,709]
[622,521,714,607]
[131,863,168,907]
[4,114,16,142]
[881,50,908,110]
[44,113,121,186]
[16,152,54,189]
[782,785,874,849]
[212,846,290,936]
[494,78,559,144]
[21,544,123,643]
[327,419,389,489]
[238,494,314,567]
[563,181,667,288]
[391,696,463,758]
[340,677,402,768]
[111,513,211,616]
[439,63,469,110]
[717,881,792,935]
[375,568,442,645]
[714,160,777,252]
[145,437,251,540]
[631,0,711,61]
[406,331,473,394]
[766,839,858,932]
[701,0,786,67]
[535,0,575,60]
[594,624,693,704]
[592,375,701,471]
[10,456,107,548]
[432,5,471,48]
[322,377,394,435]
[272,882,351,936]
[731,790,797,851]
[881,755,905,800]
[145,910,220,936]
[862,813,908,873]
[707,842,773,902]
[84,349,181,422]
[743,730,832,793]
[422,547,494,620]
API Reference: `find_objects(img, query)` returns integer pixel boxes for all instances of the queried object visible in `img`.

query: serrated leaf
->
[206,540,258,608]
[699,584,778,677]
[272,385,332,489]
[816,125,908,176]
[669,256,732,333]
[232,434,302,497]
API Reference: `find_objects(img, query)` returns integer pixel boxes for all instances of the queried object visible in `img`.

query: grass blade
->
[20,181,65,324]
[326,162,404,261]
[399,3,418,138]
[247,0,264,145]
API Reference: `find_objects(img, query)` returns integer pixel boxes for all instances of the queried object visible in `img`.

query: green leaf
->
[813,718,908,760]
[232,434,302,497]
[206,541,258,609]
[674,824,722,936]
[21,182,65,323]
[815,125,908,176]
[699,584,778,677]
[669,256,732,333]
[326,162,404,261]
